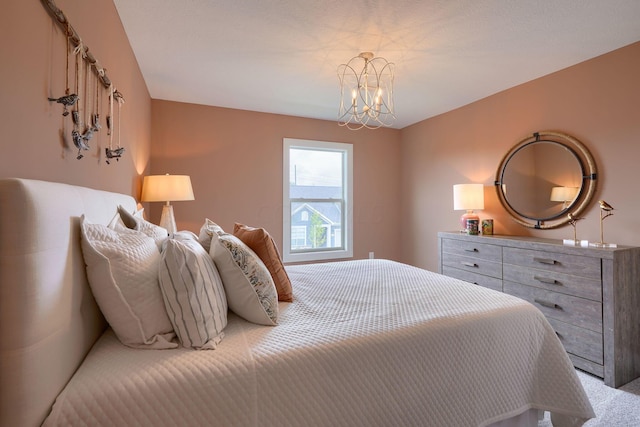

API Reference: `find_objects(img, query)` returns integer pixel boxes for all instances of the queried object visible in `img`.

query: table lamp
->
[453,183,484,232]
[550,186,579,209]
[141,174,195,234]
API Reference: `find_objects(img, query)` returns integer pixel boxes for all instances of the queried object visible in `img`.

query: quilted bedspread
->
[43,259,594,427]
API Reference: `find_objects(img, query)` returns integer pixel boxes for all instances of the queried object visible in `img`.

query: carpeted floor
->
[539,370,640,426]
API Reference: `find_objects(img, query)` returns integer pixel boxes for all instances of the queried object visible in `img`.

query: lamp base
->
[159,204,176,235]
[459,211,479,233]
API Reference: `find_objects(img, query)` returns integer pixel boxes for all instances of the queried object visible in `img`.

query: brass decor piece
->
[593,200,615,247]
[566,212,584,245]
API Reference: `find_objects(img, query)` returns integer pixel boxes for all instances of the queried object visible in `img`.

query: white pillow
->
[210,232,278,325]
[80,215,177,349]
[159,234,228,349]
[112,205,168,250]
[198,218,225,253]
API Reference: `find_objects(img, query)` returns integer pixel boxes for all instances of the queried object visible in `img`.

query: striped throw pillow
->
[159,234,228,349]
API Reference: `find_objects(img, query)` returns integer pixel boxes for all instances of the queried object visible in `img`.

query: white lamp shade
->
[550,186,579,202]
[453,183,484,211]
[141,175,195,202]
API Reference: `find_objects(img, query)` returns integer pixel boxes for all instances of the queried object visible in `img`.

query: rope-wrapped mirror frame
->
[495,131,597,229]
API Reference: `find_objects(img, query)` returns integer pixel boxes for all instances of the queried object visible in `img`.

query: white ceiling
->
[113,0,640,129]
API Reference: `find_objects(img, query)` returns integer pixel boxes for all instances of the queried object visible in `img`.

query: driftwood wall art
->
[42,0,125,163]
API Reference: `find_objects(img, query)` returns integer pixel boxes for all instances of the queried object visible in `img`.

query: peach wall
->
[400,42,640,272]
[0,0,151,195]
[150,100,402,262]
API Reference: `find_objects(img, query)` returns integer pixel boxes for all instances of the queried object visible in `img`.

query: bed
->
[0,178,594,427]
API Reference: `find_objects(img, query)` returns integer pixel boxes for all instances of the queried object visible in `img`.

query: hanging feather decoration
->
[71,38,90,159]
[106,88,125,163]
[48,31,77,116]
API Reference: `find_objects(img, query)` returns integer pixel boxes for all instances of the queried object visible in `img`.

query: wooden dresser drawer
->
[547,318,603,365]
[503,282,602,333]
[503,247,601,279]
[442,252,502,279]
[442,266,503,292]
[441,238,501,262]
[503,264,601,301]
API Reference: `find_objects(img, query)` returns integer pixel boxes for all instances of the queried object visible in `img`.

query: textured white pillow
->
[198,218,225,253]
[210,232,279,325]
[80,215,177,349]
[113,205,168,250]
[159,234,228,349]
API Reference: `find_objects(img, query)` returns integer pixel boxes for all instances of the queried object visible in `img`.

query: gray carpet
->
[539,370,640,426]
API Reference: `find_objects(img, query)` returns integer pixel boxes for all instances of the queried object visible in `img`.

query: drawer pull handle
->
[534,299,561,310]
[534,257,557,265]
[462,262,478,268]
[464,248,479,253]
[534,276,559,285]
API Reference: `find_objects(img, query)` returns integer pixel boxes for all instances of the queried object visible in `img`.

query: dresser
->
[438,231,640,388]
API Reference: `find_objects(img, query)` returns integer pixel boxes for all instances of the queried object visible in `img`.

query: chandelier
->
[337,52,395,130]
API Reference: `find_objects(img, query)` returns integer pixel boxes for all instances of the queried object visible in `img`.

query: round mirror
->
[495,131,597,229]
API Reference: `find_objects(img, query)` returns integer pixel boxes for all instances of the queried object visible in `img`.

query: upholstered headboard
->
[0,178,137,427]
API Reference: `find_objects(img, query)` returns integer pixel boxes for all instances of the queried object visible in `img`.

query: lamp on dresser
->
[141,174,195,234]
[453,183,484,232]
[550,186,579,209]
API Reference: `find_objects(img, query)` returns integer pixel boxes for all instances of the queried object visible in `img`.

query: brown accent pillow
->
[233,223,293,302]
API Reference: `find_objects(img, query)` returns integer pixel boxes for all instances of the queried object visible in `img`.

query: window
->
[291,226,307,248]
[283,138,353,263]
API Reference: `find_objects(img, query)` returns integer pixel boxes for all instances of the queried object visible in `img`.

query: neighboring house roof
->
[292,203,335,225]
[290,185,342,199]
[290,185,342,224]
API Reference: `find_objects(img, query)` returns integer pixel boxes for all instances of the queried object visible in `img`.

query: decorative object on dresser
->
[565,213,585,246]
[482,218,494,235]
[438,231,640,388]
[453,183,484,233]
[495,131,597,229]
[592,200,616,248]
[141,174,195,234]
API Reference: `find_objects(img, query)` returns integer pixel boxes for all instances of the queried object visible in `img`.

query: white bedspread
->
[43,259,594,427]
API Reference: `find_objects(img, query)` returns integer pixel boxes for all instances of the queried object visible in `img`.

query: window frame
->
[283,138,353,263]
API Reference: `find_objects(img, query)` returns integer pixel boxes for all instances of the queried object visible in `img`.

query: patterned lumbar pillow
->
[80,215,177,349]
[210,232,278,325]
[159,233,228,349]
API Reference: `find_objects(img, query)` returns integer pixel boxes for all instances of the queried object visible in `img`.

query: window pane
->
[291,226,307,249]
[290,201,342,252]
[290,148,343,188]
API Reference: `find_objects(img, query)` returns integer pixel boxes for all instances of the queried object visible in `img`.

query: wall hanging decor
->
[42,0,125,163]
